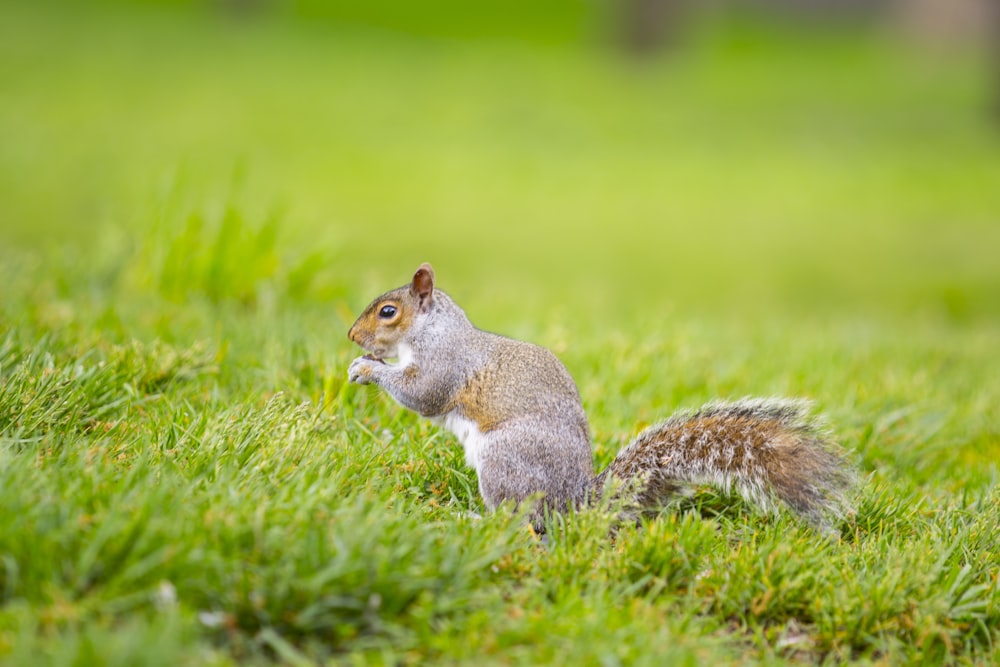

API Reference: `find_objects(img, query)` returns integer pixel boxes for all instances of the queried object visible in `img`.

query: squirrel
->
[348,263,855,534]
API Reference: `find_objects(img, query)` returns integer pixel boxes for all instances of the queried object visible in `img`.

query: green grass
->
[2,2,1000,664]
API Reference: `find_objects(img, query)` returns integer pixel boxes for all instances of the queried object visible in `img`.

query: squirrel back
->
[348,263,854,533]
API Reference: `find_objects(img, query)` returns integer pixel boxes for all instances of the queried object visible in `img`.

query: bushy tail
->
[594,398,855,533]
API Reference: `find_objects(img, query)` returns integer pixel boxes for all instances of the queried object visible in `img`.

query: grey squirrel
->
[348,263,854,533]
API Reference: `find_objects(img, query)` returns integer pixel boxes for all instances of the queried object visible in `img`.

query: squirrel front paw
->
[348,355,380,384]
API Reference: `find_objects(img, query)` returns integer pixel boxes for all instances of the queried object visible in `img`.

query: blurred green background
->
[1,0,998,322]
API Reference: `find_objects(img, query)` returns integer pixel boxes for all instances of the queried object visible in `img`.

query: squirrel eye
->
[378,304,398,319]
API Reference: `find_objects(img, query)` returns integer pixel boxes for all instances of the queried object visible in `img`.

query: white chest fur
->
[434,413,488,473]
[393,342,414,367]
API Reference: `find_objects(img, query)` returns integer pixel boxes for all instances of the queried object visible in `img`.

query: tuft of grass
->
[0,332,213,445]
[137,200,338,309]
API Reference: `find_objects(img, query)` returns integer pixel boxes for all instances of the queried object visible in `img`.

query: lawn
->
[1,2,999,664]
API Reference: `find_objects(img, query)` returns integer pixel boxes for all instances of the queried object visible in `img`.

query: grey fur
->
[348,266,855,534]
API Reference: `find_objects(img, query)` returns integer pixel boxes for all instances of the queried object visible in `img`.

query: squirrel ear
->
[411,263,435,304]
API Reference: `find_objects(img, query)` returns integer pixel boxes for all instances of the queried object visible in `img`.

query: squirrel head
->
[348,263,436,361]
